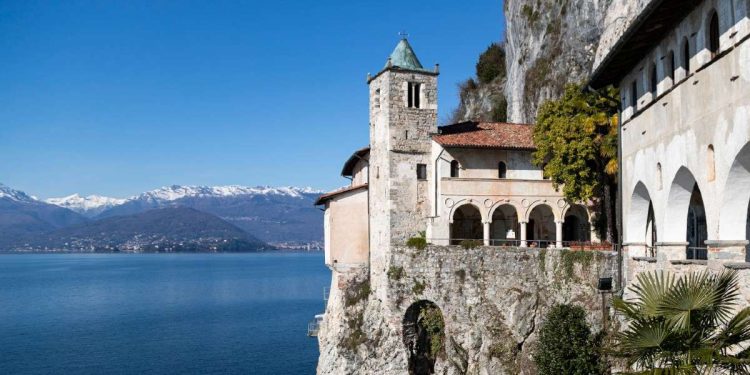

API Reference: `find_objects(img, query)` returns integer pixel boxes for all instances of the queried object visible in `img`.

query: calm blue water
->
[0,253,328,375]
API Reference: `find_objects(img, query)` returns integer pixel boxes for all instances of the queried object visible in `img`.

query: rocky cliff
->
[317,247,617,374]
[504,0,615,123]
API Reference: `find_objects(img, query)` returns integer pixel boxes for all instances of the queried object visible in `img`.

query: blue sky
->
[0,0,505,199]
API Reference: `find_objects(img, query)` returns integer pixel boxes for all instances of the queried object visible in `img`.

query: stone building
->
[314,38,608,374]
[316,38,597,274]
[589,0,750,273]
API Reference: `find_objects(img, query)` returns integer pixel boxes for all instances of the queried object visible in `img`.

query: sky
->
[0,0,505,199]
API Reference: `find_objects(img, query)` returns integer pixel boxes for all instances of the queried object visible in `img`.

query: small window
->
[374,88,381,109]
[668,50,675,82]
[416,164,427,180]
[683,38,691,73]
[450,160,459,178]
[631,80,638,110]
[498,162,507,179]
[650,63,658,96]
[407,82,421,108]
[709,11,720,57]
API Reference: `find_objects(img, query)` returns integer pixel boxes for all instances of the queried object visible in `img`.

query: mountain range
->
[0,183,324,252]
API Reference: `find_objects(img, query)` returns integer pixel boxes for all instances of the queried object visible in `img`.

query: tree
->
[614,270,750,373]
[533,83,619,242]
[476,43,506,84]
[534,304,608,375]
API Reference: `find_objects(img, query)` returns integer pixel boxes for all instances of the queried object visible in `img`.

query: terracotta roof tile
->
[433,121,536,150]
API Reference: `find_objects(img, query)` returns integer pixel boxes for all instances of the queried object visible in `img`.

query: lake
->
[0,252,328,374]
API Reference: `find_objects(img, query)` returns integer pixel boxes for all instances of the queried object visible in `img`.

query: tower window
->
[709,11,720,58]
[450,160,459,178]
[498,162,507,179]
[417,164,427,180]
[407,82,421,108]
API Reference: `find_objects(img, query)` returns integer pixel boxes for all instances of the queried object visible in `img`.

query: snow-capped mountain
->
[132,185,322,202]
[0,183,38,203]
[46,194,127,217]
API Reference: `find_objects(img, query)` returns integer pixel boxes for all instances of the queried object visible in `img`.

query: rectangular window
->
[631,80,638,110]
[416,164,427,180]
[407,82,421,108]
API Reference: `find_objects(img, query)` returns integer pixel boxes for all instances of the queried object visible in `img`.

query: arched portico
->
[490,204,519,246]
[717,143,750,261]
[527,204,556,248]
[563,204,591,242]
[450,204,483,245]
[664,167,707,260]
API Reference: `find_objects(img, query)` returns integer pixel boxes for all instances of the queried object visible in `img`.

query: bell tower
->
[367,38,439,283]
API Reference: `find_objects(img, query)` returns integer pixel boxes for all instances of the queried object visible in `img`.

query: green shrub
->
[533,304,607,375]
[476,43,506,84]
[419,305,445,358]
[460,240,482,249]
[387,266,405,281]
[406,231,427,250]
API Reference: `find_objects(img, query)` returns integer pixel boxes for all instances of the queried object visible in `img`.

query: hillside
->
[18,207,271,252]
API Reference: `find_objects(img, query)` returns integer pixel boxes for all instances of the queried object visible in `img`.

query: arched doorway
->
[403,301,445,375]
[528,204,555,248]
[563,205,590,243]
[491,204,519,246]
[451,204,482,245]
[719,143,750,261]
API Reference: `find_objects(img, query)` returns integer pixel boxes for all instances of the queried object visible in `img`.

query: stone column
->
[555,221,563,248]
[520,221,528,248]
[483,222,491,246]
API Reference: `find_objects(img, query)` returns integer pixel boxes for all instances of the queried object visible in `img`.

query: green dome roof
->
[385,38,426,71]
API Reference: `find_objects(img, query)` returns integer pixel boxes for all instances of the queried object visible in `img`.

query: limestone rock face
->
[504,0,613,123]
[317,247,617,374]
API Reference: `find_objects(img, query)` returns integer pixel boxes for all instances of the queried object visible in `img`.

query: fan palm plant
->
[614,270,750,374]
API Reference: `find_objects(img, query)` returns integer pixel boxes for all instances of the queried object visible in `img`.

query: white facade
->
[607,0,750,266]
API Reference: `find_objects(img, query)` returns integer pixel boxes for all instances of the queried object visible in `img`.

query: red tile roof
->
[314,184,368,206]
[433,122,536,150]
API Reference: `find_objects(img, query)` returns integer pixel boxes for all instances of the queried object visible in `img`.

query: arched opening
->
[628,182,656,255]
[563,205,590,243]
[630,80,638,110]
[667,50,675,82]
[527,204,556,248]
[450,160,459,178]
[498,161,507,179]
[707,145,715,181]
[665,168,708,259]
[491,204,519,245]
[687,184,708,259]
[650,62,658,96]
[451,204,482,245]
[403,301,445,375]
[709,10,720,58]
[682,38,691,73]
[719,143,750,261]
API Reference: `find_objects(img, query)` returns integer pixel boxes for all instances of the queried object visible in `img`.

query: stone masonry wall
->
[317,246,617,375]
